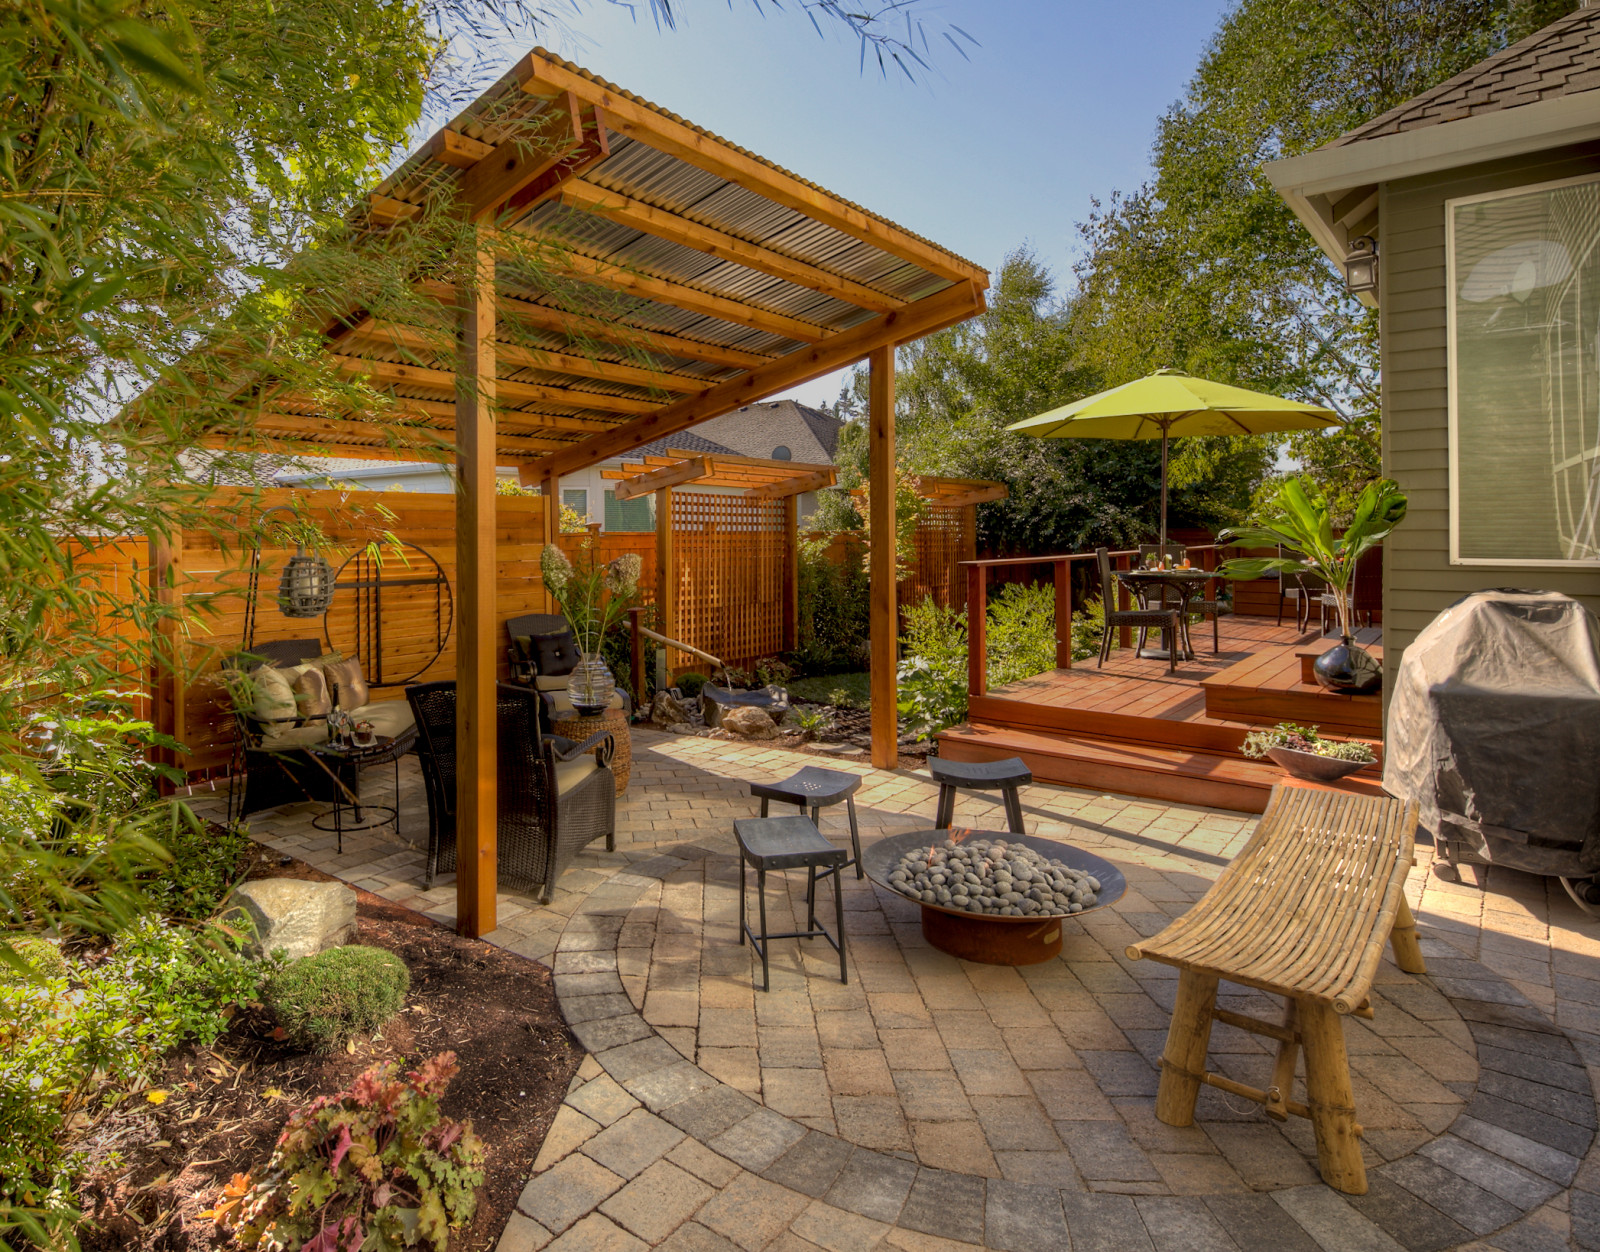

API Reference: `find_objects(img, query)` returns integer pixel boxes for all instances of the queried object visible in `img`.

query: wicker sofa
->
[406,681,616,900]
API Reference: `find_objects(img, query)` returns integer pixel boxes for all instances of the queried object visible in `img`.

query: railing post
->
[1116,553,1133,650]
[629,606,647,714]
[967,563,987,698]
[1054,559,1072,670]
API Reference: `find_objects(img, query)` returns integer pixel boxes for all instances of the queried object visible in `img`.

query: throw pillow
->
[324,656,370,711]
[249,665,299,725]
[511,634,534,662]
[533,631,580,677]
[291,665,332,719]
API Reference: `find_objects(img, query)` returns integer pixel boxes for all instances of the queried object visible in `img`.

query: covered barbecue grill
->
[1385,590,1600,907]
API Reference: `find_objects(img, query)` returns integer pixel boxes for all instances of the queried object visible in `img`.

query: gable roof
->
[1333,7,1600,147]
[629,430,734,458]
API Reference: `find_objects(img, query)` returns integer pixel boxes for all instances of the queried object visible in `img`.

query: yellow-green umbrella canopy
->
[1007,368,1341,546]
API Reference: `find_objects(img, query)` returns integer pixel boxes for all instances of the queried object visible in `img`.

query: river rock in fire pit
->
[885,839,1100,917]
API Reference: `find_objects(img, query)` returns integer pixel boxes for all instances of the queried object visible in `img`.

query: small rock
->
[222,878,357,961]
[666,723,694,735]
[721,706,779,740]
[649,691,690,728]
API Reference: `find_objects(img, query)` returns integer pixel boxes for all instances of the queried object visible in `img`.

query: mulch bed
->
[78,846,582,1252]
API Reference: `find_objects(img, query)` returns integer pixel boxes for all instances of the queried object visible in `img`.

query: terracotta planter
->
[1265,745,1368,782]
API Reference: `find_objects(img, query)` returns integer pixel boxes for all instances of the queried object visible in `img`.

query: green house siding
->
[1379,141,1600,689]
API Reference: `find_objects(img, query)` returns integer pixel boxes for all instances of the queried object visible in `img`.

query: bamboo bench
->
[1126,784,1426,1195]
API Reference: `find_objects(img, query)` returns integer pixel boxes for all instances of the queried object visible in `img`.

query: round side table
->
[552,707,631,795]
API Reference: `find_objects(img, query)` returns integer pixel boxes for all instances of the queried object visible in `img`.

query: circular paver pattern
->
[540,826,1597,1251]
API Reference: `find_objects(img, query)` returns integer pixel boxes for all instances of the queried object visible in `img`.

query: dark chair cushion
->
[532,631,581,677]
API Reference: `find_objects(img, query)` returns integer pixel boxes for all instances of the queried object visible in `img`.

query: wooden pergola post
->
[455,242,498,938]
[655,486,675,671]
[541,469,558,549]
[958,503,977,616]
[869,345,897,770]
[782,494,799,653]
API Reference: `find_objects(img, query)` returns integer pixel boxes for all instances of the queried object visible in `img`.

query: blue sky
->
[520,0,1235,406]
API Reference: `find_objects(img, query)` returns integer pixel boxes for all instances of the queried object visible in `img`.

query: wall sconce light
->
[1344,235,1379,296]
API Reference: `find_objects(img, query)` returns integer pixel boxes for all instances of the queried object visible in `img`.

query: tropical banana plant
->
[1218,476,1407,640]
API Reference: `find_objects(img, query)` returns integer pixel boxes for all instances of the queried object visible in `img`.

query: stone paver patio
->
[192,728,1600,1252]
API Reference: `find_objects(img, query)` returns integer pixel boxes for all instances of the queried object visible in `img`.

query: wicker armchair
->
[406,681,617,902]
[224,638,338,823]
[1096,548,1182,674]
[504,612,632,729]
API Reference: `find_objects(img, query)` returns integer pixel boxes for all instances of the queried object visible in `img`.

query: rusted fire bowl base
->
[862,829,1128,967]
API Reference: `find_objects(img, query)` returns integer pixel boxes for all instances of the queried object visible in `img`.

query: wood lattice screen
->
[903,504,964,611]
[672,490,787,668]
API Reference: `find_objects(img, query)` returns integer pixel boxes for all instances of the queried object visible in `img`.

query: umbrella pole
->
[1159,429,1169,549]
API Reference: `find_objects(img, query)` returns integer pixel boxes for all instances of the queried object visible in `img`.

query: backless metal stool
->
[749,765,864,881]
[733,815,848,992]
[929,756,1032,834]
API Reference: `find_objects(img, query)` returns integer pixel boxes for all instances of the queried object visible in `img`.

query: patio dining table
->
[1115,567,1213,662]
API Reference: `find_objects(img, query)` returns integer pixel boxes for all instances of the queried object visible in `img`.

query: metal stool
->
[929,756,1032,834]
[733,816,848,992]
[749,765,863,883]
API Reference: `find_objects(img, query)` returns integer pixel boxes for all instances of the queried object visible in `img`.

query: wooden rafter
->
[244,412,567,455]
[457,91,585,221]
[530,280,982,477]
[514,51,988,288]
[744,468,835,498]
[329,353,666,418]
[498,234,831,343]
[354,321,705,394]
[372,394,614,434]
[558,179,903,314]
[610,455,713,500]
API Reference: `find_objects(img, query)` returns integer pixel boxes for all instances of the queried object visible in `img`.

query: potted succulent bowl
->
[1241,722,1376,782]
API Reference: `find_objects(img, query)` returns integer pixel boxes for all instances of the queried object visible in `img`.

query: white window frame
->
[1447,171,1600,568]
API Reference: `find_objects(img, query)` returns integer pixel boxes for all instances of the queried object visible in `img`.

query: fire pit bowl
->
[861,829,1127,965]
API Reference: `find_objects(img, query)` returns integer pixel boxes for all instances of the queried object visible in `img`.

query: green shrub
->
[266,946,410,1052]
[785,705,834,741]
[1072,596,1106,660]
[795,536,869,674]
[0,936,67,984]
[0,919,264,1222]
[214,1052,484,1252]
[675,671,708,699]
[142,811,253,921]
[898,597,970,740]
[986,582,1057,688]
[788,672,870,709]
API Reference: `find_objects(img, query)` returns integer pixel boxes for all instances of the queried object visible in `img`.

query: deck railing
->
[958,542,1234,698]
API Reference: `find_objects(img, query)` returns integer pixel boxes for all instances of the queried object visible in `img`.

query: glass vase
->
[566,652,616,717]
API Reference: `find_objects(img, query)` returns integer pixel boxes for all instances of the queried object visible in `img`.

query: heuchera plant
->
[210,1052,483,1252]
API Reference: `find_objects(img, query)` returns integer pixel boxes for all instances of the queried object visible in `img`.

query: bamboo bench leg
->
[1156,970,1218,1127]
[1299,998,1366,1194]
[1389,896,1427,975]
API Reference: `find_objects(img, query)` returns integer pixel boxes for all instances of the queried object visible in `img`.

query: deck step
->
[936,723,1384,815]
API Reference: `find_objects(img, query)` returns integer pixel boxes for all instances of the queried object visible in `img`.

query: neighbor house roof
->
[1264,6,1600,304]
[1333,7,1600,146]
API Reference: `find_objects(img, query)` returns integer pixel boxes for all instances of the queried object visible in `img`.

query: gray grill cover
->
[1384,590,1600,876]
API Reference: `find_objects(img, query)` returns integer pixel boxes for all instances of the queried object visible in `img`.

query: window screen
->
[604,489,654,532]
[562,488,588,521]
[1450,175,1600,565]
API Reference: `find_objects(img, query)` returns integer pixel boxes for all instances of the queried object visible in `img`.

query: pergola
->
[177,48,989,937]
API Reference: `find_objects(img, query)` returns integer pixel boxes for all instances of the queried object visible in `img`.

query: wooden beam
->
[455,241,498,939]
[374,394,613,434]
[959,504,977,617]
[197,434,560,465]
[744,468,835,499]
[427,129,495,169]
[558,179,903,313]
[782,494,798,654]
[655,487,676,669]
[516,51,989,288]
[458,91,584,221]
[359,321,705,394]
[500,235,831,343]
[368,194,420,226]
[611,455,712,501]
[417,278,773,371]
[328,353,664,418]
[501,109,610,218]
[664,448,830,473]
[868,344,897,771]
[931,484,1008,509]
[533,280,984,477]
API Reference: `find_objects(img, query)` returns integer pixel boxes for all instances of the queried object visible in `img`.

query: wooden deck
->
[938,615,1384,814]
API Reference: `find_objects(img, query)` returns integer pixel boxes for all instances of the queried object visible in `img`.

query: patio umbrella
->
[1007,368,1341,547]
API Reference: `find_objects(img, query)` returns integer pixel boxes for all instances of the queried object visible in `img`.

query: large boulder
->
[722,706,779,740]
[649,691,690,728]
[223,878,357,961]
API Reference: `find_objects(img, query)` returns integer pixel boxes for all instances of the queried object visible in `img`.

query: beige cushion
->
[324,656,370,711]
[350,700,415,740]
[256,723,329,752]
[291,666,332,719]
[545,690,626,716]
[555,753,602,794]
[535,674,569,692]
[249,665,298,725]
